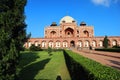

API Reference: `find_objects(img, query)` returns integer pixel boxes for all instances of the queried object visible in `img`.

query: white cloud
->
[91,0,110,7]
[91,0,119,7]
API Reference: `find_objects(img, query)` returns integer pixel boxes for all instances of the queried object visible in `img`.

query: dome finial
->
[66,11,69,16]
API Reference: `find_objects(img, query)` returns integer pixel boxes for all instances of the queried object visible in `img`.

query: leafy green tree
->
[0,0,27,79]
[103,36,108,48]
[48,47,52,56]
[29,44,42,51]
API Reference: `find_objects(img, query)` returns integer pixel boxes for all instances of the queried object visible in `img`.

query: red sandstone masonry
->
[24,16,120,48]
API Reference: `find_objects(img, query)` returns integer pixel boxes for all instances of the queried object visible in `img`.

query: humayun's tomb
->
[24,16,120,49]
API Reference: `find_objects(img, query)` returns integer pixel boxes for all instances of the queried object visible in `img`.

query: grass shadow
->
[107,60,120,70]
[19,51,40,68]
[108,60,120,66]
[18,58,51,80]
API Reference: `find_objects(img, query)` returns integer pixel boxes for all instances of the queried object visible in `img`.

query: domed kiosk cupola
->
[50,22,57,26]
[80,21,86,26]
[60,16,76,24]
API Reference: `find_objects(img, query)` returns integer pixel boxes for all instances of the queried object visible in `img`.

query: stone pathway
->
[72,49,120,70]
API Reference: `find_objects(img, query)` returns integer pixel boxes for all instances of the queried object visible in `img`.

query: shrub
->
[112,45,120,48]
[103,36,109,48]
[95,48,120,52]
[64,50,120,80]
[29,44,42,51]
[47,47,52,56]
[64,51,94,80]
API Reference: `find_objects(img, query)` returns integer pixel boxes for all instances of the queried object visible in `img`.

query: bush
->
[64,50,120,80]
[64,51,94,80]
[95,48,120,52]
[103,36,109,48]
[29,44,42,51]
[112,45,120,48]
[47,47,52,56]
[43,48,63,52]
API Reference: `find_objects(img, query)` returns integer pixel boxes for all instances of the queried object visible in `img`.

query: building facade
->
[24,16,120,49]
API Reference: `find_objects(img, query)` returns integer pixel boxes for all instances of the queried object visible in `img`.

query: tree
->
[29,44,42,51]
[103,36,108,48]
[48,47,52,56]
[0,0,27,79]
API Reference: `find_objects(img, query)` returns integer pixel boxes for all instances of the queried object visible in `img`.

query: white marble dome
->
[60,16,76,24]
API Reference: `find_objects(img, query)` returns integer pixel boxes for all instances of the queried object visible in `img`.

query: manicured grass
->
[18,51,71,80]
[64,50,120,80]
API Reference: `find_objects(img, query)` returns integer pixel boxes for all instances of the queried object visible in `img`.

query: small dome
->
[80,21,86,26]
[60,16,76,24]
[50,22,57,26]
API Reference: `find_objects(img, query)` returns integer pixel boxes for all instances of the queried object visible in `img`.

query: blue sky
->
[25,0,120,38]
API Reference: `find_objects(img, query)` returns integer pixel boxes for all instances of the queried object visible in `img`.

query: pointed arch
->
[65,28,74,37]
[34,41,39,46]
[83,30,89,37]
[28,41,32,48]
[48,40,54,48]
[70,40,75,47]
[63,40,68,48]
[92,40,97,47]
[50,31,57,38]
[84,40,90,47]
[77,40,82,47]
[99,40,103,47]
[56,40,61,48]
[41,41,46,48]
[112,40,117,46]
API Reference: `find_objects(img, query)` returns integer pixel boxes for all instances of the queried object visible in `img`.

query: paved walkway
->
[72,49,120,70]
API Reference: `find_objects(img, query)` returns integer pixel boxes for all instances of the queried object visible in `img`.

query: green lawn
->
[18,51,71,80]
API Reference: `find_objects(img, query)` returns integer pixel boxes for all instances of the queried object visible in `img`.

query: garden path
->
[72,49,120,70]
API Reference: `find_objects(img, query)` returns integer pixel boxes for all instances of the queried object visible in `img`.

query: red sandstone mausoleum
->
[24,16,120,49]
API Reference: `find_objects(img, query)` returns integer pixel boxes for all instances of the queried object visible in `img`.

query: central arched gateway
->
[70,40,75,48]
[65,28,74,37]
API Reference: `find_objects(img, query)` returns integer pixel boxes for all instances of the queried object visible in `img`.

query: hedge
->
[64,50,120,80]
[95,48,120,52]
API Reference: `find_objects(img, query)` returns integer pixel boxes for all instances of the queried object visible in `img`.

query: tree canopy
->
[0,0,28,79]
[103,36,108,48]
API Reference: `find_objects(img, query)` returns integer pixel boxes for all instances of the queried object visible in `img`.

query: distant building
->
[24,16,120,49]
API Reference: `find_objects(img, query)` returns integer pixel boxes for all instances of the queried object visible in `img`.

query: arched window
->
[63,41,68,48]
[50,31,56,38]
[77,40,82,47]
[85,40,89,47]
[112,40,117,46]
[49,41,54,48]
[65,28,74,37]
[92,40,96,47]
[83,30,89,37]
[28,41,31,48]
[35,41,38,46]
[56,41,61,48]
[99,40,103,47]
[42,41,46,48]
